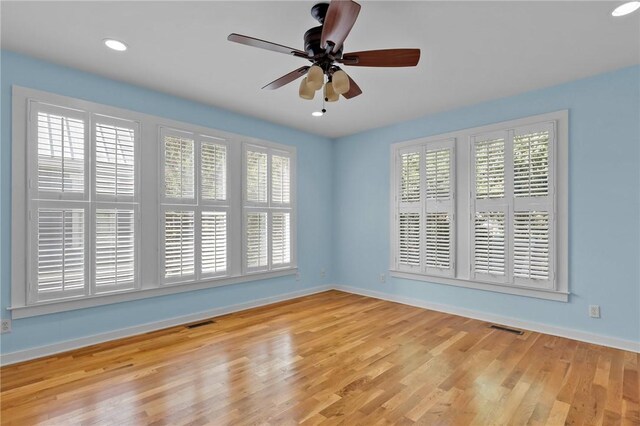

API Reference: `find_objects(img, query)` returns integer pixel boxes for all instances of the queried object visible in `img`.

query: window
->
[395,140,455,277]
[390,111,567,301]
[28,103,139,303]
[471,123,555,289]
[243,145,294,273]
[159,129,230,284]
[12,87,297,318]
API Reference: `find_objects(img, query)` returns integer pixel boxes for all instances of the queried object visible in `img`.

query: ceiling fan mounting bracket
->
[310,3,330,24]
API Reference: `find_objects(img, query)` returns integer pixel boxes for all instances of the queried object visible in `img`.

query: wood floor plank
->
[1,290,638,425]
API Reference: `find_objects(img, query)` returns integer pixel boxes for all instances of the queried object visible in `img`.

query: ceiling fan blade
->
[340,49,421,67]
[262,66,310,90]
[342,73,362,99]
[321,0,361,54]
[227,33,309,58]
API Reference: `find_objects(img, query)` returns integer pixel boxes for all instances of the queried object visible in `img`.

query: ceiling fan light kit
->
[324,81,339,102]
[228,0,420,109]
[306,65,325,91]
[299,77,315,100]
[331,70,350,95]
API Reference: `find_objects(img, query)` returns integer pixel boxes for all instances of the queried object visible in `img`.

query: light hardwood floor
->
[1,290,638,425]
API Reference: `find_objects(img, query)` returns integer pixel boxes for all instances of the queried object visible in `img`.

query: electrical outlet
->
[589,305,601,318]
[379,273,386,283]
[320,269,326,278]
[1,319,11,334]
[295,272,301,281]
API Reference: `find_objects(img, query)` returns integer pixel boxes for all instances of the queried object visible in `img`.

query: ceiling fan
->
[227,0,420,104]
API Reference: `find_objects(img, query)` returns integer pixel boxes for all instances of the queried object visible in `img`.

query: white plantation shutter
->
[94,120,136,198]
[472,123,555,287]
[201,140,227,201]
[512,123,555,288]
[243,144,295,273]
[395,141,455,275]
[35,207,87,301]
[163,132,195,200]
[396,148,422,271]
[94,209,136,293]
[246,212,268,270]
[246,149,268,204]
[424,142,455,276]
[514,130,550,198]
[400,152,421,203]
[201,211,227,275]
[472,132,508,283]
[474,211,506,278]
[36,107,87,197]
[425,149,450,200]
[398,213,420,267]
[514,212,550,281]
[475,137,505,199]
[272,155,291,205]
[425,213,451,269]
[272,212,291,266]
[164,210,195,280]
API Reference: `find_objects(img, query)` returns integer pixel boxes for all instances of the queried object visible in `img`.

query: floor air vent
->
[489,324,524,335]
[186,320,215,329]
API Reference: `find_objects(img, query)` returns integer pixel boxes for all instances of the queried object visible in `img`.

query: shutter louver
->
[400,152,420,203]
[272,213,291,266]
[246,212,268,269]
[425,149,450,200]
[272,155,291,204]
[514,212,549,280]
[201,142,227,201]
[201,211,227,274]
[474,212,505,275]
[475,138,505,199]
[247,151,268,203]
[164,135,195,199]
[95,123,135,197]
[398,213,420,266]
[37,112,85,194]
[164,211,195,278]
[95,209,135,292]
[425,213,450,268]
[37,208,85,295]
[514,131,549,198]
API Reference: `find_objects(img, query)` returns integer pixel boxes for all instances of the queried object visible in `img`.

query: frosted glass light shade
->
[299,78,314,100]
[306,65,324,91]
[332,70,350,94]
[324,82,339,102]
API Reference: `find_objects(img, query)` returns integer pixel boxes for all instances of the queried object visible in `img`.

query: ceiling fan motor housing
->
[305,3,344,67]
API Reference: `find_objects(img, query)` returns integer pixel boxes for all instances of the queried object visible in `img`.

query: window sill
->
[388,270,569,302]
[8,268,298,319]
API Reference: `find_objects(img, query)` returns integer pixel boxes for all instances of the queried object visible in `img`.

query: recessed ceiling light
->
[612,1,640,16]
[103,39,127,51]
[311,111,324,117]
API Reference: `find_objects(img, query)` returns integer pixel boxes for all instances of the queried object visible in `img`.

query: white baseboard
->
[2,283,637,366]
[333,285,640,353]
[0,285,333,366]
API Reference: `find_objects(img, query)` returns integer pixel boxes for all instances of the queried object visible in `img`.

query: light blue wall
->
[333,65,640,343]
[2,51,638,356]
[0,51,334,354]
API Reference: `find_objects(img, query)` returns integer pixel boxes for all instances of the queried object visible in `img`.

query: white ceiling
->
[2,1,639,138]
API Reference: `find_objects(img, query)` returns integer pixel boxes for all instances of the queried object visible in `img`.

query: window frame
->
[11,86,297,319]
[389,111,568,302]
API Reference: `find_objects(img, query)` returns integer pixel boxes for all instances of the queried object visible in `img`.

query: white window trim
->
[11,86,297,319]
[389,110,569,302]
